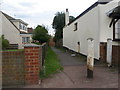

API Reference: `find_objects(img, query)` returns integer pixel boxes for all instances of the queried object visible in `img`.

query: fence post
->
[24,44,41,85]
[87,38,94,78]
[107,38,112,67]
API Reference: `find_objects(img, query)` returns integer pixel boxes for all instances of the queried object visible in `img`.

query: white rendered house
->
[0,11,32,49]
[63,0,120,60]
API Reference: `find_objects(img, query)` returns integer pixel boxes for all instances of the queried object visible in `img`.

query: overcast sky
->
[0,0,98,35]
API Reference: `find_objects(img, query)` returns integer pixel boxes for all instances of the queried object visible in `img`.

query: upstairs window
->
[113,19,120,41]
[20,24,22,29]
[74,22,78,31]
[20,23,27,31]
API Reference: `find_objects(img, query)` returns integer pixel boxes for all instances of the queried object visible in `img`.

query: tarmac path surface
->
[24,47,119,88]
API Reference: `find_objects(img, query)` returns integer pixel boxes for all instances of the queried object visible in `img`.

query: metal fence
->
[41,43,47,67]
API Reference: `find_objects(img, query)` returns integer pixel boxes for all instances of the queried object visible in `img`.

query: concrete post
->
[87,38,94,78]
[107,38,112,67]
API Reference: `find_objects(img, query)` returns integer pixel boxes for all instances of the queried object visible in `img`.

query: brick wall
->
[49,38,55,47]
[24,44,41,85]
[2,50,25,87]
[2,44,43,87]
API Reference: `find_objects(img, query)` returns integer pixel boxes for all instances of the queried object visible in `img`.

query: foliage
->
[52,12,75,42]
[40,47,63,79]
[32,25,50,44]
[0,35,9,50]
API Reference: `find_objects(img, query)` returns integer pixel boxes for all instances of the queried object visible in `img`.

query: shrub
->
[0,35,9,50]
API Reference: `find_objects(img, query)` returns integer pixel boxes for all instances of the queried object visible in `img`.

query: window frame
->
[74,22,78,31]
[113,21,120,41]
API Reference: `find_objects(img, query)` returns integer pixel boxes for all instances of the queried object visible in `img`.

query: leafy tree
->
[0,35,9,50]
[52,12,75,42]
[32,25,50,44]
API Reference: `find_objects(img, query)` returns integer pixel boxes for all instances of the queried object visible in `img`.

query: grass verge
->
[40,47,63,80]
[3,49,24,51]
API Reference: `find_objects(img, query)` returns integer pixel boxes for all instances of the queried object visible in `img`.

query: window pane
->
[115,20,120,39]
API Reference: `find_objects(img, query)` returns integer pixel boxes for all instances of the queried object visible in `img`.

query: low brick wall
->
[2,44,45,87]
[2,50,25,87]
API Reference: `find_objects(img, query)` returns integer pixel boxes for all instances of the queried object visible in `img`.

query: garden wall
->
[2,44,45,87]
[2,50,25,87]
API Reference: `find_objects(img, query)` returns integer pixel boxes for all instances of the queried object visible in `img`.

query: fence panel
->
[41,43,47,67]
[7,44,18,49]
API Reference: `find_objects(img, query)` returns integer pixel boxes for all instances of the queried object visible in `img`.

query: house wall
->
[0,12,2,36]
[99,0,119,45]
[63,0,120,60]
[63,6,100,59]
[12,21,19,29]
[1,12,23,49]
[20,34,32,46]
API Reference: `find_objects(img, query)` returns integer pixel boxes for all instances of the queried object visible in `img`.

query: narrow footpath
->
[24,47,118,88]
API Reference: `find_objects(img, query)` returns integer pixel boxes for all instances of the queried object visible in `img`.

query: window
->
[74,22,78,31]
[26,37,30,43]
[20,23,27,31]
[22,37,30,43]
[20,24,22,29]
[22,37,25,43]
[113,19,120,41]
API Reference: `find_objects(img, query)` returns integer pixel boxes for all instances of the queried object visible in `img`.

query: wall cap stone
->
[24,44,41,47]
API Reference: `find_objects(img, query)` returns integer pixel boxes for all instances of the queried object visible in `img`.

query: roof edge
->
[2,12,20,32]
[68,1,108,25]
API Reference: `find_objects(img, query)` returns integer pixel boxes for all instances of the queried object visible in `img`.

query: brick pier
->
[24,44,41,85]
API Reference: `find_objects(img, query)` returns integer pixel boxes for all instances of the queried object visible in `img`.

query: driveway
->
[24,47,119,88]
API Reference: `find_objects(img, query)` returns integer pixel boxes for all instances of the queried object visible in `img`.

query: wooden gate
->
[100,42,107,62]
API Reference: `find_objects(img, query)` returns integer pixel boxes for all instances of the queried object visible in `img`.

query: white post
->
[87,38,94,78]
[107,38,112,67]
[65,8,69,25]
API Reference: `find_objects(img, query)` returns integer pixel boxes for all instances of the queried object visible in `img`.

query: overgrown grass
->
[40,47,63,80]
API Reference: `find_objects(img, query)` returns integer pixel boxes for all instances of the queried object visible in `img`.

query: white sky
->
[0,0,98,35]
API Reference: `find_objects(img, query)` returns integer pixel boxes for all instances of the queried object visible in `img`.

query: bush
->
[0,35,9,50]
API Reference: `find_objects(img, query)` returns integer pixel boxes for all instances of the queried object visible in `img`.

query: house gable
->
[68,2,109,25]
[1,12,23,49]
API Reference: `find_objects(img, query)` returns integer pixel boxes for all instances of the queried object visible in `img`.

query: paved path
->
[24,47,119,88]
[51,47,85,66]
